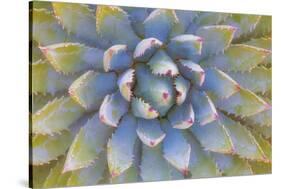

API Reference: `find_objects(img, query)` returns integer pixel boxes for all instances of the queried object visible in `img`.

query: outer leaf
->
[167,35,203,60]
[190,89,218,126]
[103,44,133,72]
[216,88,270,117]
[32,94,55,114]
[251,130,271,161]
[167,101,195,129]
[133,38,163,62]
[178,60,205,86]
[99,91,129,127]
[96,5,140,50]
[40,43,104,74]
[134,64,175,117]
[31,163,55,188]
[144,9,178,42]
[246,108,272,127]
[195,25,236,56]
[249,161,271,174]
[32,131,72,165]
[148,50,179,77]
[63,114,113,172]
[117,68,135,101]
[253,16,272,37]
[162,120,191,175]
[201,44,271,72]
[32,96,84,135]
[136,118,166,147]
[107,114,137,177]
[69,71,117,110]
[32,59,77,95]
[32,9,66,46]
[174,76,191,105]
[131,97,159,119]
[190,121,234,153]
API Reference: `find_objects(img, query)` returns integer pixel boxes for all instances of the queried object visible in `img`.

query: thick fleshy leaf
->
[190,120,234,153]
[220,114,267,161]
[212,153,252,176]
[31,41,45,62]
[227,67,271,94]
[134,64,175,116]
[32,131,72,165]
[52,2,100,47]
[107,114,137,177]
[99,91,129,127]
[190,89,218,126]
[195,25,236,56]
[201,44,271,72]
[167,35,202,60]
[32,94,55,114]
[249,161,271,174]
[254,125,272,140]
[40,43,104,74]
[32,59,77,95]
[174,76,191,105]
[216,88,270,117]
[184,131,220,178]
[253,16,272,37]
[251,130,271,161]
[162,120,191,175]
[103,45,133,72]
[133,38,163,62]
[178,60,205,86]
[144,9,178,42]
[201,67,240,99]
[67,152,106,186]
[136,118,166,147]
[31,163,55,188]
[224,14,261,39]
[63,114,113,172]
[33,1,53,10]
[96,5,140,50]
[131,97,159,119]
[32,9,67,46]
[148,50,179,77]
[117,68,135,101]
[246,108,272,127]
[168,101,194,129]
[69,71,117,110]
[32,97,84,135]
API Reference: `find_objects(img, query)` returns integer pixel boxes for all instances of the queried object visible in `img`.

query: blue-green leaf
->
[117,68,135,101]
[131,97,159,119]
[133,38,163,62]
[174,76,191,105]
[178,60,205,86]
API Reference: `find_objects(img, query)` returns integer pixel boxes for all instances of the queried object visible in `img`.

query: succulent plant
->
[30,1,272,188]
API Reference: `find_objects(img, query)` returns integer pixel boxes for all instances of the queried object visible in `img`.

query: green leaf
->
[253,16,272,37]
[107,114,138,177]
[67,152,106,186]
[174,76,191,105]
[167,101,195,129]
[131,97,159,119]
[103,44,133,72]
[201,67,240,99]
[134,64,175,117]
[201,44,271,72]
[249,161,271,174]
[63,114,113,172]
[251,130,271,161]
[220,114,268,161]
[246,107,272,127]
[32,59,77,95]
[31,163,55,188]
[96,5,140,50]
[69,71,117,111]
[117,68,135,101]
[32,131,72,165]
[40,43,104,74]
[32,94,54,114]
[32,1,53,10]
[99,91,129,127]
[162,120,191,175]
[167,35,203,60]
[133,38,163,62]
[196,25,236,56]
[178,60,205,86]
[254,124,272,139]
[32,9,67,46]
[110,166,139,184]
[227,67,271,94]
[184,131,220,178]
[32,96,84,135]
[216,88,270,117]
[52,2,101,47]
[212,153,252,176]
[190,120,234,153]
[144,9,178,42]
[136,118,166,147]
[148,50,179,77]
[190,89,218,126]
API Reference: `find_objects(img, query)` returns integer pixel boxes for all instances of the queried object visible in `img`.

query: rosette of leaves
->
[30,1,272,188]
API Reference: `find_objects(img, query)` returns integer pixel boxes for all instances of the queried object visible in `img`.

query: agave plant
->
[30,1,272,188]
